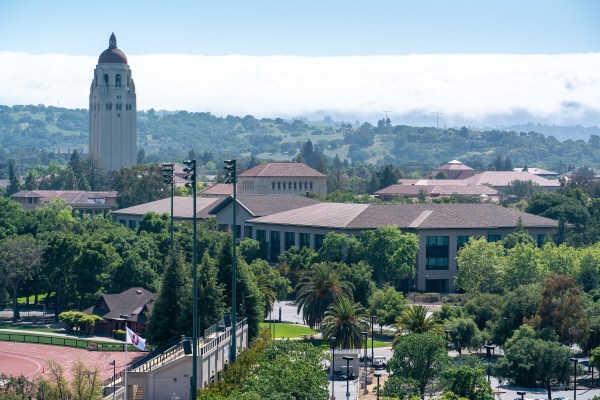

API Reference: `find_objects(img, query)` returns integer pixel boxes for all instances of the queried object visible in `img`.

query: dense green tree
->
[381,376,420,400]
[6,158,20,196]
[73,240,121,309]
[239,238,265,264]
[463,293,503,331]
[368,284,407,333]
[196,252,225,334]
[441,357,494,400]
[389,332,450,398]
[0,198,26,240]
[110,250,158,293]
[455,238,504,294]
[444,317,484,355]
[0,235,43,321]
[277,245,317,288]
[577,248,600,292]
[322,296,369,349]
[249,258,291,315]
[360,226,418,284]
[496,326,572,400]
[502,243,546,291]
[295,262,353,328]
[316,232,361,264]
[490,284,542,345]
[338,261,375,307]
[113,164,168,208]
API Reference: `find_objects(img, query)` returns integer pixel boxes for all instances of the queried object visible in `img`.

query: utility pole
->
[431,112,444,129]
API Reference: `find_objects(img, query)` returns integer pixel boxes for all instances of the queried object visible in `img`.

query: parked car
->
[372,356,387,370]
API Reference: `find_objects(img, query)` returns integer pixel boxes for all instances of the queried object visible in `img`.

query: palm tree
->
[394,304,442,336]
[322,296,369,349]
[295,262,353,328]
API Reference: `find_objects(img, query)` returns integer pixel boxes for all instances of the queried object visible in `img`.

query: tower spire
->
[109,33,117,49]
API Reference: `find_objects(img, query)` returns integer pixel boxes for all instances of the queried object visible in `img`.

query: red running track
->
[0,341,145,382]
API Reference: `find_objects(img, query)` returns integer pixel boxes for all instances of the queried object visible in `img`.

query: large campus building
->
[89,33,137,171]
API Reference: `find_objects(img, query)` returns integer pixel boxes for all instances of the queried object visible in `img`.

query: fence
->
[0,331,129,351]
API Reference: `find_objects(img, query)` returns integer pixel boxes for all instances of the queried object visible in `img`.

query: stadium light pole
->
[362,331,368,394]
[370,315,377,364]
[161,163,175,269]
[183,159,197,400]
[343,356,353,400]
[570,357,578,400]
[330,336,336,400]
[224,159,238,362]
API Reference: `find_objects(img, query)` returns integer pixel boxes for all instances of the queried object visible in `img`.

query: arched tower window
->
[116,74,121,87]
[103,74,109,85]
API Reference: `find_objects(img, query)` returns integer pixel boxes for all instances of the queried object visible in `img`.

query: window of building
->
[118,219,126,225]
[457,235,471,250]
[426,236,449,270]
[116,74,121,87]
[315,234,325,251]
[218,224,228,232]
[235,225,241,239]
[244,226,253,238]
[103,74,108,85]
[278,182,281,190]
[304,182,308,190]
[256,229,267,244]
[293,182,297,190]
[299,233,310,247]
[128,220,137,229]
[270,231,281,260]
[285,232,295,250]
[425,279,448,293]
[487,234,501,243]
[272,182,275,190]
[309,182,313,190]
[537,234,546,246]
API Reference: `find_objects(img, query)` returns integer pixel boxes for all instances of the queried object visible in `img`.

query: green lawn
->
[0,323,62,334]
[260,322,318,338]
[17,293,50,305]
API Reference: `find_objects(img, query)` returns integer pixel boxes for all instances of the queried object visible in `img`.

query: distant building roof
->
[84,287,154,323]
[513,167,558,176]
[209,194,320,217]
[249,203,557,230]
[11,190,117,204]
[239,162,326,177]
[467,171,560,187]
[435,160,475,171]
[112,196,223,219]
[198,183,233,196]
[397,179,471,186]
[375,184,497,196]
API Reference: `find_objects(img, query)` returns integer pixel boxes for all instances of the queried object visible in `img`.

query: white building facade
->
[89,33,137,171]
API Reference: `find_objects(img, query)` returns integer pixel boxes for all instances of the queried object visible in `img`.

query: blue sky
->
[1,0,598,56]
[0,1,599,127]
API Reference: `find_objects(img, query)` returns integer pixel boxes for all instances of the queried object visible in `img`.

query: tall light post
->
[374,372,381,400]
[330,336,336,400]
[343,356,353,400]
[161,163,175,269]
[370,315,377,363]
[362,331,368,394]
[224,159,238,362]
[570,357,578,400]
[183,159,197,400]
[484,344,495,383]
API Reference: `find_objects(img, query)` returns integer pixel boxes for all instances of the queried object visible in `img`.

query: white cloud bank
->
[1,52,599,126]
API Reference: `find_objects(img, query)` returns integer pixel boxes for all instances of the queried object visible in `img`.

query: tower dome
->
[98,33,128,64]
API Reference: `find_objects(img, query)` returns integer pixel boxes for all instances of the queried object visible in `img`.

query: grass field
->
[0,323,61,334]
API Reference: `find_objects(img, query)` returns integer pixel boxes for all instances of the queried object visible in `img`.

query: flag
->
[126,327,146,351]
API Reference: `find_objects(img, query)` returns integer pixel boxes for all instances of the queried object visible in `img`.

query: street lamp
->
[484,344,495,383]
[109,360,116,400]
[183,159,198,399]
[374,372,381,400]
[224,159,238,362]
[362,331,368,394]
[342,356,353,400]
[444,329,451,351]
[370,316,377,362]
[517,391,526,400]
[330,337,336,400]
[570,357,578,400]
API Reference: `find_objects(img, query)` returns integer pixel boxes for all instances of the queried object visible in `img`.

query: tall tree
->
[0,235,43,321]
[395,305,443,336]
[455,238,505,294]
[7,158,20,196]
[360,227,418,284]
[295,262,353,328]
[321,296,369,349]
[113,164,168,208]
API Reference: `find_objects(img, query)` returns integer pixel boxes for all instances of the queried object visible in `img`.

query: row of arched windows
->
[89,103,133,111]
[271,181,313,191]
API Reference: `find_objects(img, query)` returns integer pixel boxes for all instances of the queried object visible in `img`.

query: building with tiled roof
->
[434,160,476,179]
[199,183,233,197]
[374,183,498,202]
[112,196,223,229]
[513,167,559,178]
[467,171,560,189]
[83,287,154,336]
[11,190,118,215]
[208,195,320,239]
[237,162,327,196]
[236,203,556,292]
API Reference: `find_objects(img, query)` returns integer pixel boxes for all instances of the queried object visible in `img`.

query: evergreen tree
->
[7,159,20,196]
[198,252,225,333]
[147,247,190,347]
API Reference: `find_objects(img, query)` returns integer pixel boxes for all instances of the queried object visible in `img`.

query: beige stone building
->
[89,33,137,171]
[237,162,327,196]
[11,190,117,215]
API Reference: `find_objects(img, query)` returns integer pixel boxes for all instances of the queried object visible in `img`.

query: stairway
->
[134,384,144,400]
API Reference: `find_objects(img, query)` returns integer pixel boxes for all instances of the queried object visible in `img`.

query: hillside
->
[1,104,600,175]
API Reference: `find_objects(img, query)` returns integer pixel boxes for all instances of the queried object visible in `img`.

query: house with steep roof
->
[240,203,557,292]
[198,183,233,197]
[237,162,327,196]
[374,183,499,202]
[83,287,154,336]
[11,190,118,215]
[467,171,560,189]
[111,196,223,229]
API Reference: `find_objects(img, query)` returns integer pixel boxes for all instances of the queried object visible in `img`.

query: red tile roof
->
[112,196,223,219]
[239,163,326,177]
[199,183,233,196]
